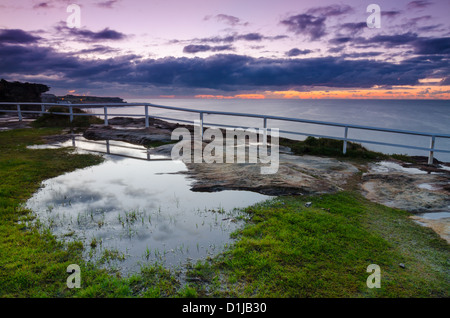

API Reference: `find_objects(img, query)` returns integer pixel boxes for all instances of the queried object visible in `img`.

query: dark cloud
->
[196,32,287,44]
[340,22,367,34]
[341,52,383,58]
[55,24,127,42]
[329,37,353,45]
[198,35,236,43]
[1,41,448,93]
[76,45,120,55]
[33,2,52,9]
[383,10,402,18]
[417,24,442,32]
[286,48,312,57]
[407,0,433,9]
[71,28,127,41]
[281,4,353,41]
[355,33,450,55]
[0,45,80,75]
[280,14,327,40]
[31,0,73,10]
[1,25,448,93]
[441,77,450,85]
[306,4,353,16]
[238,33,263,41]
[183,44,233,54]
[328,46,345,53]
[355,33,419,47]
[213,14,248,26]
[0,29,41,44]
[96,0,120,8]
[413,37,450,54]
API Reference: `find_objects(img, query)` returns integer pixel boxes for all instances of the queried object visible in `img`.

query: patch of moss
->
[280,136,389,161]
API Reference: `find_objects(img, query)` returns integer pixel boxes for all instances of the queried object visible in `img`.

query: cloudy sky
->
[0,0,449,99]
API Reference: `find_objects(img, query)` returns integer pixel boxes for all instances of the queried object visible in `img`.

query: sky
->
[0,0,449,99]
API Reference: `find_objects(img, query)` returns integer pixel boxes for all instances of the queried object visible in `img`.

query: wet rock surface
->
[361,160,450,212]
[0,115,33,130]
[361,160,450,243]
[82,117,178,145]
[182,153,359,196]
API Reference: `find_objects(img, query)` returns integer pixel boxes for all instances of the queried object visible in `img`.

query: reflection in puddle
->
[26,136,271,275]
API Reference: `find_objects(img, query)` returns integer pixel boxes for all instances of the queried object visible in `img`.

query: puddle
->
[410,212,450,244]
[415,211,450,220]
[370,161,428,174]
[417,183,434,190]
[0,116,34,131]
[25,136,271,275]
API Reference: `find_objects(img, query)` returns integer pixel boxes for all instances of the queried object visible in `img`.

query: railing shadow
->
[67,135,173,162]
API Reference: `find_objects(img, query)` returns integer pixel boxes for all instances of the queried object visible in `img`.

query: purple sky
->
[0,0,449,99]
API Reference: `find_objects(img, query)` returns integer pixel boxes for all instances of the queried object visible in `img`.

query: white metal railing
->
[1,101,450,164]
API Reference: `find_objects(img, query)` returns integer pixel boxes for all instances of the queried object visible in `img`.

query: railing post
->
[104,106,108,126]
[428,135,435,165]
[343,126,348,154]
[17,104,22,121]
[199,112,204,139]
[69,105,73,122]
[263,117,267,145]
[145,105,149,128]
[41,104,45,116]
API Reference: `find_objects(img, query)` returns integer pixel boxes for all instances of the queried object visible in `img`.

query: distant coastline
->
[42,93,125,104]
[1,79,126,105]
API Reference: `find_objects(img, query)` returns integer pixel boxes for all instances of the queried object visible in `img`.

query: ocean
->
[86,98,450,162]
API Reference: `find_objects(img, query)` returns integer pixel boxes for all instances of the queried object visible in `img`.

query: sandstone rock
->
[181,153,359,196]
[361,161,450,212]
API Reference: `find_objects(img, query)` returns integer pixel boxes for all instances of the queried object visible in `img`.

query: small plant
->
[90,237,99,249]
[145,246,151,260]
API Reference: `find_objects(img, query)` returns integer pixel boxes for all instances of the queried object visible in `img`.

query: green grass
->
[0,127,448,298]
[143,139,178,148]
[280,136,389,161]
[185,192,449,297]
[0,128,178,297]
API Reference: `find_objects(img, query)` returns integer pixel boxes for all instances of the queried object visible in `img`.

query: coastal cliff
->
[0,79,49,103]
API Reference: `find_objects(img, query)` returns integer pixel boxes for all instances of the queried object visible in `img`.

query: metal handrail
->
[1,101,449,164]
